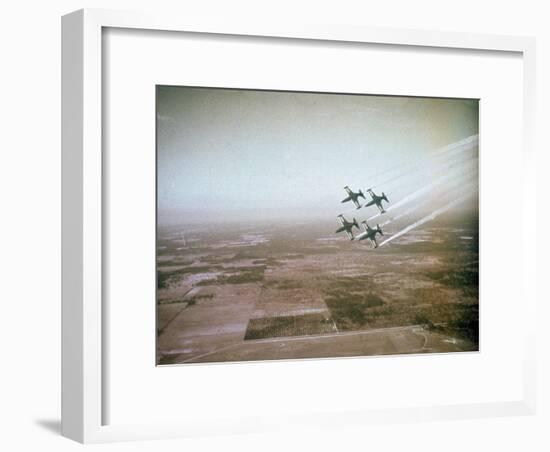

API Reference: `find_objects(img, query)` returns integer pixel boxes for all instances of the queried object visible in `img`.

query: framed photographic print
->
[62,9,537,443]
[155,86,480,366]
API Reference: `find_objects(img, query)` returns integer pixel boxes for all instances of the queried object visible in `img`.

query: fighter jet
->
[341,186,365,209]
[365,188,389,213]
[356,221,384,248]
[335,214,359,240]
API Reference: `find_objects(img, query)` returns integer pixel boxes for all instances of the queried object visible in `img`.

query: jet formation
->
[335,185,390,248]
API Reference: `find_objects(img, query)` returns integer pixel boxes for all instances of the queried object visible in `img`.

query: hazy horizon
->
[157,86,478,226]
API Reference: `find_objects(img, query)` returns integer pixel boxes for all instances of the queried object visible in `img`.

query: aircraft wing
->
[337,216,345,227]
[352,199,362,209]
[344,186,352,196]
[370,238,378,248]
[345,230,354,241]
[365,199,376,207]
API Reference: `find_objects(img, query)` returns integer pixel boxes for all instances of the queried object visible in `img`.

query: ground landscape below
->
[156,217,479,365]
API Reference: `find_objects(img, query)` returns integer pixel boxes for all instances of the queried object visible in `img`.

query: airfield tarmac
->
[157,218,478,365]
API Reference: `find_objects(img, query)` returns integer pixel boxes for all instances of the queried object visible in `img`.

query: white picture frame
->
[62,8,537,443]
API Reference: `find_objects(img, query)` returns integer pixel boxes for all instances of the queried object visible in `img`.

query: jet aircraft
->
[341,186,365,209]
[365,189,389,213]
[356,220,384,248]
[335,214,359,240]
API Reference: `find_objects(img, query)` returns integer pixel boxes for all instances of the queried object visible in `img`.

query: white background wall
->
[0,0,548,450]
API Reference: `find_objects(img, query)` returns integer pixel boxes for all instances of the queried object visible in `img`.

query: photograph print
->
[156,86,479,365]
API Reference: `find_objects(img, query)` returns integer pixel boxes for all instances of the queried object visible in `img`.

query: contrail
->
[433,134,479,156]
[371,134,478,182]
[339,153,478,218]
[370,142,478,192]
[369,143,478,192]
[365,162,477,222]
[378,194,472,247]
[380,203,424,227]
[366,134,478,190]
[341,152,478,217]
[379,175,478,228]
[338,141,478,218]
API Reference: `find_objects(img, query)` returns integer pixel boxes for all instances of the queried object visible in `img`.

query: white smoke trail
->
[433,134,479,156]
[369,141,478,191]
[378,193,472,247]
[366,134,478,190]
[379,173,478,228]
[365,161,478,221]
[380,203,422,227]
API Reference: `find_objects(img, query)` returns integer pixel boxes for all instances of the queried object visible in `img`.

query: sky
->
[157,86,478,225]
